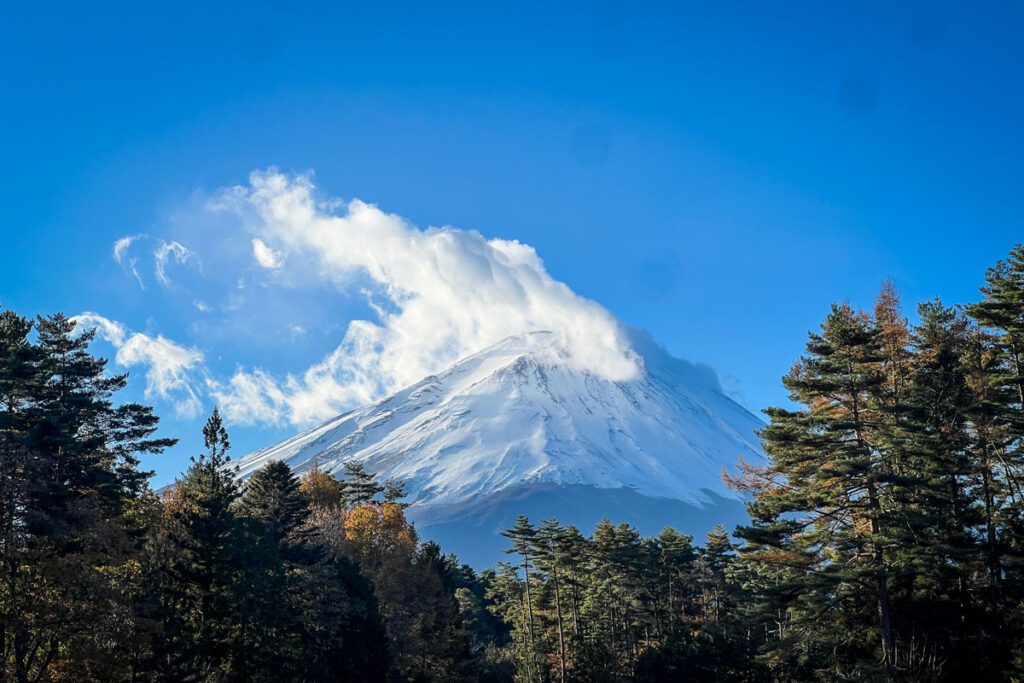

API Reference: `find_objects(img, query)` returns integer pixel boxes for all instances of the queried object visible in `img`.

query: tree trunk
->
[551,561,566,683]
[981,465,1001,600]
[522,552,536,651]
[867,479,897,681]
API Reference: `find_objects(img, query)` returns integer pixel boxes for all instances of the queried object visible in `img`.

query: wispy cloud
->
[73,312,205,419]
[113,234,145,288]
[153,240,197,288]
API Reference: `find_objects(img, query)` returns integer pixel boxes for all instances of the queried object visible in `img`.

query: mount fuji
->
[233,329,765,566]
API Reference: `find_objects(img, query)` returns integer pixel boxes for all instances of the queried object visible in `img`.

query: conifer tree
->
[501,516,543,681]
[502,516,538,648]
[696,525,733,627]
[897,300,982,672]
[239,459,310,546]
[556,525,587,644]
[152,408,245,681]
[234,461,312,678]
[732,304,901,679]
[965,243,1024,668]
[656,527,696,630]
[535,519,568,683]
[383,477,409,507]
[339,460,384,505]
[1,312,173,681]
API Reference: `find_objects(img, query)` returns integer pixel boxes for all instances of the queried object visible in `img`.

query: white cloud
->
[251,238,282,269]
[113,234,140,263]
[207,368,289,426]
[113,234,145,288]
[73,312,205,419]
[206,168,641,426]
[153,240,196,288]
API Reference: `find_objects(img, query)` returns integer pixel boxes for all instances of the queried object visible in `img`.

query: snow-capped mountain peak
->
[234,328,764,513]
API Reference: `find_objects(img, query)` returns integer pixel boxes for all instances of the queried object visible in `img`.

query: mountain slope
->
[235,329,764,564]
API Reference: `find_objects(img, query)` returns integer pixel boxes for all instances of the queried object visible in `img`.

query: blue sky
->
[2,2,1022,485]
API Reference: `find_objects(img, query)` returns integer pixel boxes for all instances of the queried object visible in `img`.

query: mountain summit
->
[234,329,764,564]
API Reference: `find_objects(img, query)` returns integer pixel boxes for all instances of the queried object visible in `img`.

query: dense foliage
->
[3,244,1024,681]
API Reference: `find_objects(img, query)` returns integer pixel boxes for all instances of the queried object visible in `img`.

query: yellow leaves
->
[343,504,381,539]
[299,464,344,508]
[339,502,419,568]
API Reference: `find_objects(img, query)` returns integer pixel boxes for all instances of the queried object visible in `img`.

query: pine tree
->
[0,312,173,681]
[383,478,409,507]
[656,527,696,632]
[968,244,1024,420]
[535,519,568,683]
[556,524,587,647]
[893,300,986,674]
[696,525,733,627]
[152,408,245,681]
[239,460,310,547]
[732,304,901,679]
[501,516,542,681]
[965,243,1024,669]
[339,460,384,506]
[234,461,311,678]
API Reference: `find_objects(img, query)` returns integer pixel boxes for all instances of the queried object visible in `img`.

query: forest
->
[3,243,1024,682]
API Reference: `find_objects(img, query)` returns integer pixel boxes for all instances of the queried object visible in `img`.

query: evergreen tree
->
[502,517,538,655]
[966,243,1024,669]
[339,460,384,506]
[239,459,310,546]
[696,525,733,627]
[383,477,410,506]
[0,312,173,681]
[732,304,902,679]
[234,461,310,679]
[501,516,545,682]
[656,527,697,631]
[150,408,245,681]
[534,519,568,683]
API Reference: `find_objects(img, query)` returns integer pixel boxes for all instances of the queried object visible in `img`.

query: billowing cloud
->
[154,240,197,288]
[73,312,205,419]
[205,169,641,426]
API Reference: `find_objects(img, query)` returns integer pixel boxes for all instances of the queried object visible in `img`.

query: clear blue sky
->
[2,2,1022,485]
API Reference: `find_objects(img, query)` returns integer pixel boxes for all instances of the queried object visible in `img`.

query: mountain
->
[234,329,765,565]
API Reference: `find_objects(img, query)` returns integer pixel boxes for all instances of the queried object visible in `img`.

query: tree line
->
[3,244,1024,681]
[487,246,1024,681]
[0,313,507,682]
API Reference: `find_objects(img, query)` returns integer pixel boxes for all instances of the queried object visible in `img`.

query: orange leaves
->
[299,464,344,509]
[337,502,419,569]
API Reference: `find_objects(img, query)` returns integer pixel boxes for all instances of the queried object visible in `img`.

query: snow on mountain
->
[234,329,765,564]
